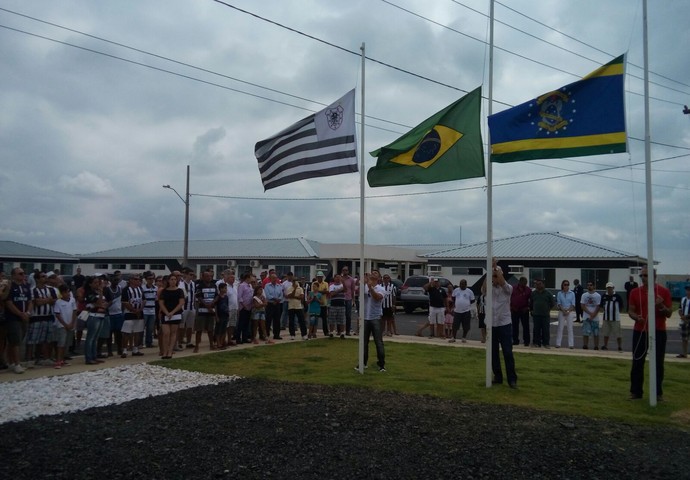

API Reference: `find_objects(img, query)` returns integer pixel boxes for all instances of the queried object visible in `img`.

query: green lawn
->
[155,340,690,428]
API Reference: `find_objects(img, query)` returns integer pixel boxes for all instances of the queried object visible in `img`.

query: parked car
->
[400,275,452,313]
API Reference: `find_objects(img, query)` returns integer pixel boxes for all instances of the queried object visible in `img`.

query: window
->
[529,268,556,289]
[112,263,126,270]
[452,267,468,275]
[293,265,310,280]
[94,263,108,270]
[41,263,56,273]
[149,264,166,270]
[468,268,484,276]
[580,269,609,290]
[130,264,145,270]
[274,265,292,278]
[61,264,74,275]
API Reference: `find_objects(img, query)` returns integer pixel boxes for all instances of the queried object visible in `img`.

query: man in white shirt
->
[482,259,517,388]
[450,279,475,343]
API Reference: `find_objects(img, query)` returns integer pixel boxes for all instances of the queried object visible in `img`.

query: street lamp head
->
[162,184,171,189]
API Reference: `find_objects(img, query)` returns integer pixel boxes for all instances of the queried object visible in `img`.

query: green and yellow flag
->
[367,87,485,187]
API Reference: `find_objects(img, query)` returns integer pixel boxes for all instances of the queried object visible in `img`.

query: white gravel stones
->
[0,364,239,425]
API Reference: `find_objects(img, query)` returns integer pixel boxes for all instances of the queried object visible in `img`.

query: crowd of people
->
[1,261,685,399]
[0,264,394,374]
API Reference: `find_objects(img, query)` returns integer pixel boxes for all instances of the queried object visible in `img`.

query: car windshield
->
[404,277,429,287]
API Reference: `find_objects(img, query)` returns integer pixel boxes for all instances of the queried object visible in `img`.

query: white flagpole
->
[485,0,495,388]
[358,42,366,374]
[642,0,657,406]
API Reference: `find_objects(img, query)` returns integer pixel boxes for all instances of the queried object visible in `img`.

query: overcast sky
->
[0,0,688,273]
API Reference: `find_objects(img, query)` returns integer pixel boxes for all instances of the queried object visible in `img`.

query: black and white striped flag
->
[255,89,357,190]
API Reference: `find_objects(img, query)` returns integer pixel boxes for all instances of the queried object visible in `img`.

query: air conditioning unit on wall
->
[226,260,237,267]
[509,265,524,275]
[427,264,442,275]
[249,260,261,268]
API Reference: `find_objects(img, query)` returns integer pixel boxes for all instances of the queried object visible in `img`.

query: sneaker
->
[290,336,295,340]
[601,346,608,350]
[39,359,54,367]
[448,338,456,343]
[173,345,184,352]
[329,333,334,338]
[54,361,62,369]
[302,336,309,341]
[379,367,387,372]
[461,338,467,343]
[676,354,688,358]
[121,350,128,358]
[340,334,345,339]
[582,345,588,350]
[354,365,368,371]
[132,351,144,357]
[12,364,26,374]
[593,346,599,351]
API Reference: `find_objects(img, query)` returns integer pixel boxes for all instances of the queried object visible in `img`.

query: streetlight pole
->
[162,164,190,268]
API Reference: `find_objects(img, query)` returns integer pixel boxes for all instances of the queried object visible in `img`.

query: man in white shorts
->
[424,278,448,339]
[121,274,144,358]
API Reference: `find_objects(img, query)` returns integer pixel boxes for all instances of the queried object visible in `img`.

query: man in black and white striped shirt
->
[28,272,58,365]
[600,282,623,352]
[381,274,397,336]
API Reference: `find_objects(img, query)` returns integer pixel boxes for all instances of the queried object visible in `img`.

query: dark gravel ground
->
[1,378,688,479]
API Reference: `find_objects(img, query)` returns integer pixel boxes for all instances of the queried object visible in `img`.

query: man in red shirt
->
[510,277,531,346]
[628,266,672,400]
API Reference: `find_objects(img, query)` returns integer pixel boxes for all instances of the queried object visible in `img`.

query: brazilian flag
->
[367,87,485,187]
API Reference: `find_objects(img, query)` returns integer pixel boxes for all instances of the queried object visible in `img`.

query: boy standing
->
[580,281,601,350]
[53,284,76,368]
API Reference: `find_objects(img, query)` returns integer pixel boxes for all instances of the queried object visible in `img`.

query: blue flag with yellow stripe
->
[489,55,627,163]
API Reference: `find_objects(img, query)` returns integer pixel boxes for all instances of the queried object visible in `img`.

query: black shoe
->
[132,351,144,357]
[508,382,517,389]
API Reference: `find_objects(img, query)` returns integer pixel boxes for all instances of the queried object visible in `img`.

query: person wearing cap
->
[628,265,672,400]
[600,282,623,351]
[312,271,330,337]
[677,285,690,359]
[580,280,601,350]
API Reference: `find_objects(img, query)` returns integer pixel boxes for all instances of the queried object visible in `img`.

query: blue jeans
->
[85,315,104,363]
[363,317,385,369]
[492,323,517,384]
[144,314,156,347]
